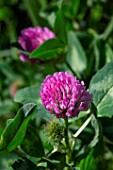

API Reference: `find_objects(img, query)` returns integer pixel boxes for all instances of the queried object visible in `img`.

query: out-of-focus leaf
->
[69,110,90,123]
[35,100,53,121]
[0,49,12,57]
[78,149,94,170]
[48,151,66,164]
[105,43,113,62]
[101,16,113,42]
[0,7,11,20]
[23,0,47,27]
[30,38,64,60]
[14,86,40,105]
[0,100,14,116]
[14,87,53,121]
[94,39,106,70]
[66,31,87,75]
[73,113,101,164]
[93,42,100,71]
[0,103,36,152]
[0,153,19,170]
[0,61,16,80]
[0,125,3,137]
[89,62,113,117]
[62,0,80,19]
[48,12,56,28]
[71,0,80,16]
[12,157,40,170]
[41,152,66,170]
[100,117,113,142]
[11,42,31,56]
[21,125,45,158]
[54,8,67,44]
[89,4,102,26]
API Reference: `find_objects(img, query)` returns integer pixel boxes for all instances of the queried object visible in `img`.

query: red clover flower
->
[40,72,92,118]
[18,26,55,63]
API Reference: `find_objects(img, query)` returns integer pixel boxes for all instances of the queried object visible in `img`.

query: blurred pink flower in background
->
[18,26,55,63]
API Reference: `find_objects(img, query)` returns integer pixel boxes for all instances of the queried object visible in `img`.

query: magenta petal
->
[40,72,92,119]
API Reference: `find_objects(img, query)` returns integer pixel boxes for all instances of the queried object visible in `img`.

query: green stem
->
[64,117,72,170]
[64,117,70,151]
[73,114,93,138]
[100,16,113,42]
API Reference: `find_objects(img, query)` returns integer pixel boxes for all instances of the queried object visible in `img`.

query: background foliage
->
[0,0,113,169]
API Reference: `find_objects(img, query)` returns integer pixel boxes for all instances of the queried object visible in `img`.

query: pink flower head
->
[40,72,92,118]
[18,26,55,63]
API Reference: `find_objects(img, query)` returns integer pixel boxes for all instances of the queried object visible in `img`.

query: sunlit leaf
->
[89,62,113,117]
[14,86,40,104]
[78,150,94,170]
[54,8,67,44]
[0,103,36,152]
[66,31,87,76]
[14,86,53,121]
[30,38,64,60]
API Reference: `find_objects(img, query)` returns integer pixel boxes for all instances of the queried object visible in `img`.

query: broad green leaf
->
[6,119,13,127]
[66,31,87,75]
[54,8,67,44]
[35,100,54,121]
[89,62,113,117]
[0,103,36,152]
[30,38,64,60]
[14,86,41,104]
[14,86,54,121]
[78,150,94,170]
[21,125,45,158]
